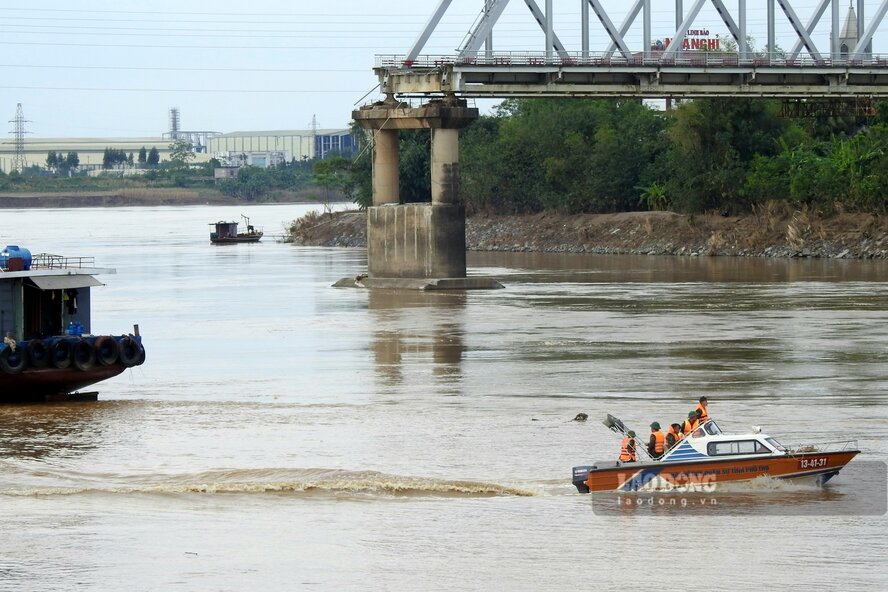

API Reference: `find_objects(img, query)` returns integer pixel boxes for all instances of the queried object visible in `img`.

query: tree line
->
[346,97,888,215]
[43,146,163,172]
[215,155,355,202]
[101,146,161,169]
[45,151,80,173]
[1,141,208,191]
[7,139,353,199]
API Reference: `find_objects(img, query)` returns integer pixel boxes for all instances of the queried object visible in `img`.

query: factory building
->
[0,137,188,173]
[207,129,357,163]
[0,129,357,173]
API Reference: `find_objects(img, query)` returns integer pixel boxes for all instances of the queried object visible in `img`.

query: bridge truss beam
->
[389,0,888,100]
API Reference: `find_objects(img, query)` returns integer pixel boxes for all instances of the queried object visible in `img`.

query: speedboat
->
[572,415,859,493]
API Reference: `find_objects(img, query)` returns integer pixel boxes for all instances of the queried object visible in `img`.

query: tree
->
[398,131,431,202]
[169,140,195,168]
[46,151,59,170]
[102,148,127,169]
[138,146,147,165]
[147,147,160,166]
[64,152,79,171]
[663,98,785,212]
[312,156,355,208]
[350,149,372,209]
[457,98,666,214]
[127,153,134,166]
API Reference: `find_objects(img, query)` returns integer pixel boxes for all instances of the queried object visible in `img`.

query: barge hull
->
[0,365,125,401]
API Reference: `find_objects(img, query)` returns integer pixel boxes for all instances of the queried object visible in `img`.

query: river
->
[1,204,886,591]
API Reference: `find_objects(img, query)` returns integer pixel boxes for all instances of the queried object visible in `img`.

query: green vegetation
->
[347,97,888,215]
[216,159,315,201]
[102,148,131,169]
[45,151,79,173]
[12,98,888,215]
[312,156,355,203]
[168,140,196,169]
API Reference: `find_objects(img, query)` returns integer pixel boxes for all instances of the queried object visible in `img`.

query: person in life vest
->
[666,423,682,449]
[681,411,697,435]
[619,430,637,463]
[672,422,684,442]
[648,422,666,459]
[695,396,709,422]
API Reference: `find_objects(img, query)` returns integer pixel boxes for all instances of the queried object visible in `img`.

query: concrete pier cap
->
[341,95,502,291]
[351,95,479,131]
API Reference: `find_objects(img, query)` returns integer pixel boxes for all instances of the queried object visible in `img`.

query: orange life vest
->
[651,430,665,454]
[619,437,636,461]
[666,427,680,447]
[695,402,709,422]
[682,419,694,435]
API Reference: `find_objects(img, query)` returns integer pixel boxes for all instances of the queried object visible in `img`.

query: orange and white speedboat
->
[572,415,859,493]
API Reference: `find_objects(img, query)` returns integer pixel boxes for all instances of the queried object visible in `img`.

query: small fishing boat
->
[572,414,859,493]
[209,215,263,244]
[0,246,146,402]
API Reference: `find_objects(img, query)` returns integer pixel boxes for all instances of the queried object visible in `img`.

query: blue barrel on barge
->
[0,245,32,271]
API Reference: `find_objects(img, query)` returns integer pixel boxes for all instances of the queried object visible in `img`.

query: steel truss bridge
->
[375,0,888,99]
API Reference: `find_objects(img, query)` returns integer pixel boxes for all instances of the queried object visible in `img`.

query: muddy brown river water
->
[1,205,886,591]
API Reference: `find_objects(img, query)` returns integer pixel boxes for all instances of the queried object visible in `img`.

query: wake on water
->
[0,462,829,499]
[0,467,541,498]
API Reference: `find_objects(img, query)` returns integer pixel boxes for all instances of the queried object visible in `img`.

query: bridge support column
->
[431,128,459,205]
[342,98,502,290]
[373,129,400,205]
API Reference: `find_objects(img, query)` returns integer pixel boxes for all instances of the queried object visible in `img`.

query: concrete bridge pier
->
[336,96,503,291]
[372,129,400,205]
[431,127,459,205]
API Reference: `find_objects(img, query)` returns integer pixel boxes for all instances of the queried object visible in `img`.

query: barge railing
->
[29,253,96,270]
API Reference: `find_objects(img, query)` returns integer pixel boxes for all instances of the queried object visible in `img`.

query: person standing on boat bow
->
[695,396,709,422]
[648,423,666,460]
[619,431,637,463]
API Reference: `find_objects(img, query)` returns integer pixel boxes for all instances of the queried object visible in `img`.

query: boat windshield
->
[766,437,786,451]
[704,421,722,435]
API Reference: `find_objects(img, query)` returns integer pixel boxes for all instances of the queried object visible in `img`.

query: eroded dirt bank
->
[288,208,888,259]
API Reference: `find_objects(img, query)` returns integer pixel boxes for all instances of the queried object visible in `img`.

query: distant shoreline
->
[0,190,349,209]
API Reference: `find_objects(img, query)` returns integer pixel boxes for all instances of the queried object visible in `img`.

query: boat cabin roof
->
[659,420,784,462]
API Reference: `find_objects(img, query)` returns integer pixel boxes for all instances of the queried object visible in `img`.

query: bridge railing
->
[381,52,888,70]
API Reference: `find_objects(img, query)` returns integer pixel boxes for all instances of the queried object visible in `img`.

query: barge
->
[0,246,145,401]
[209,215,263,244]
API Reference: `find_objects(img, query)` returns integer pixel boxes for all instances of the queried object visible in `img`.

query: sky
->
[0,0,878,138]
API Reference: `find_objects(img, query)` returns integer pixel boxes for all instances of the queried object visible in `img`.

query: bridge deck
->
[377,53,888,99]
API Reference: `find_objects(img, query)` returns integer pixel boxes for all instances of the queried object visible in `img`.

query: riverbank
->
[0,188,342,208]
[287,207,888,259]
[0,189,231,208]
